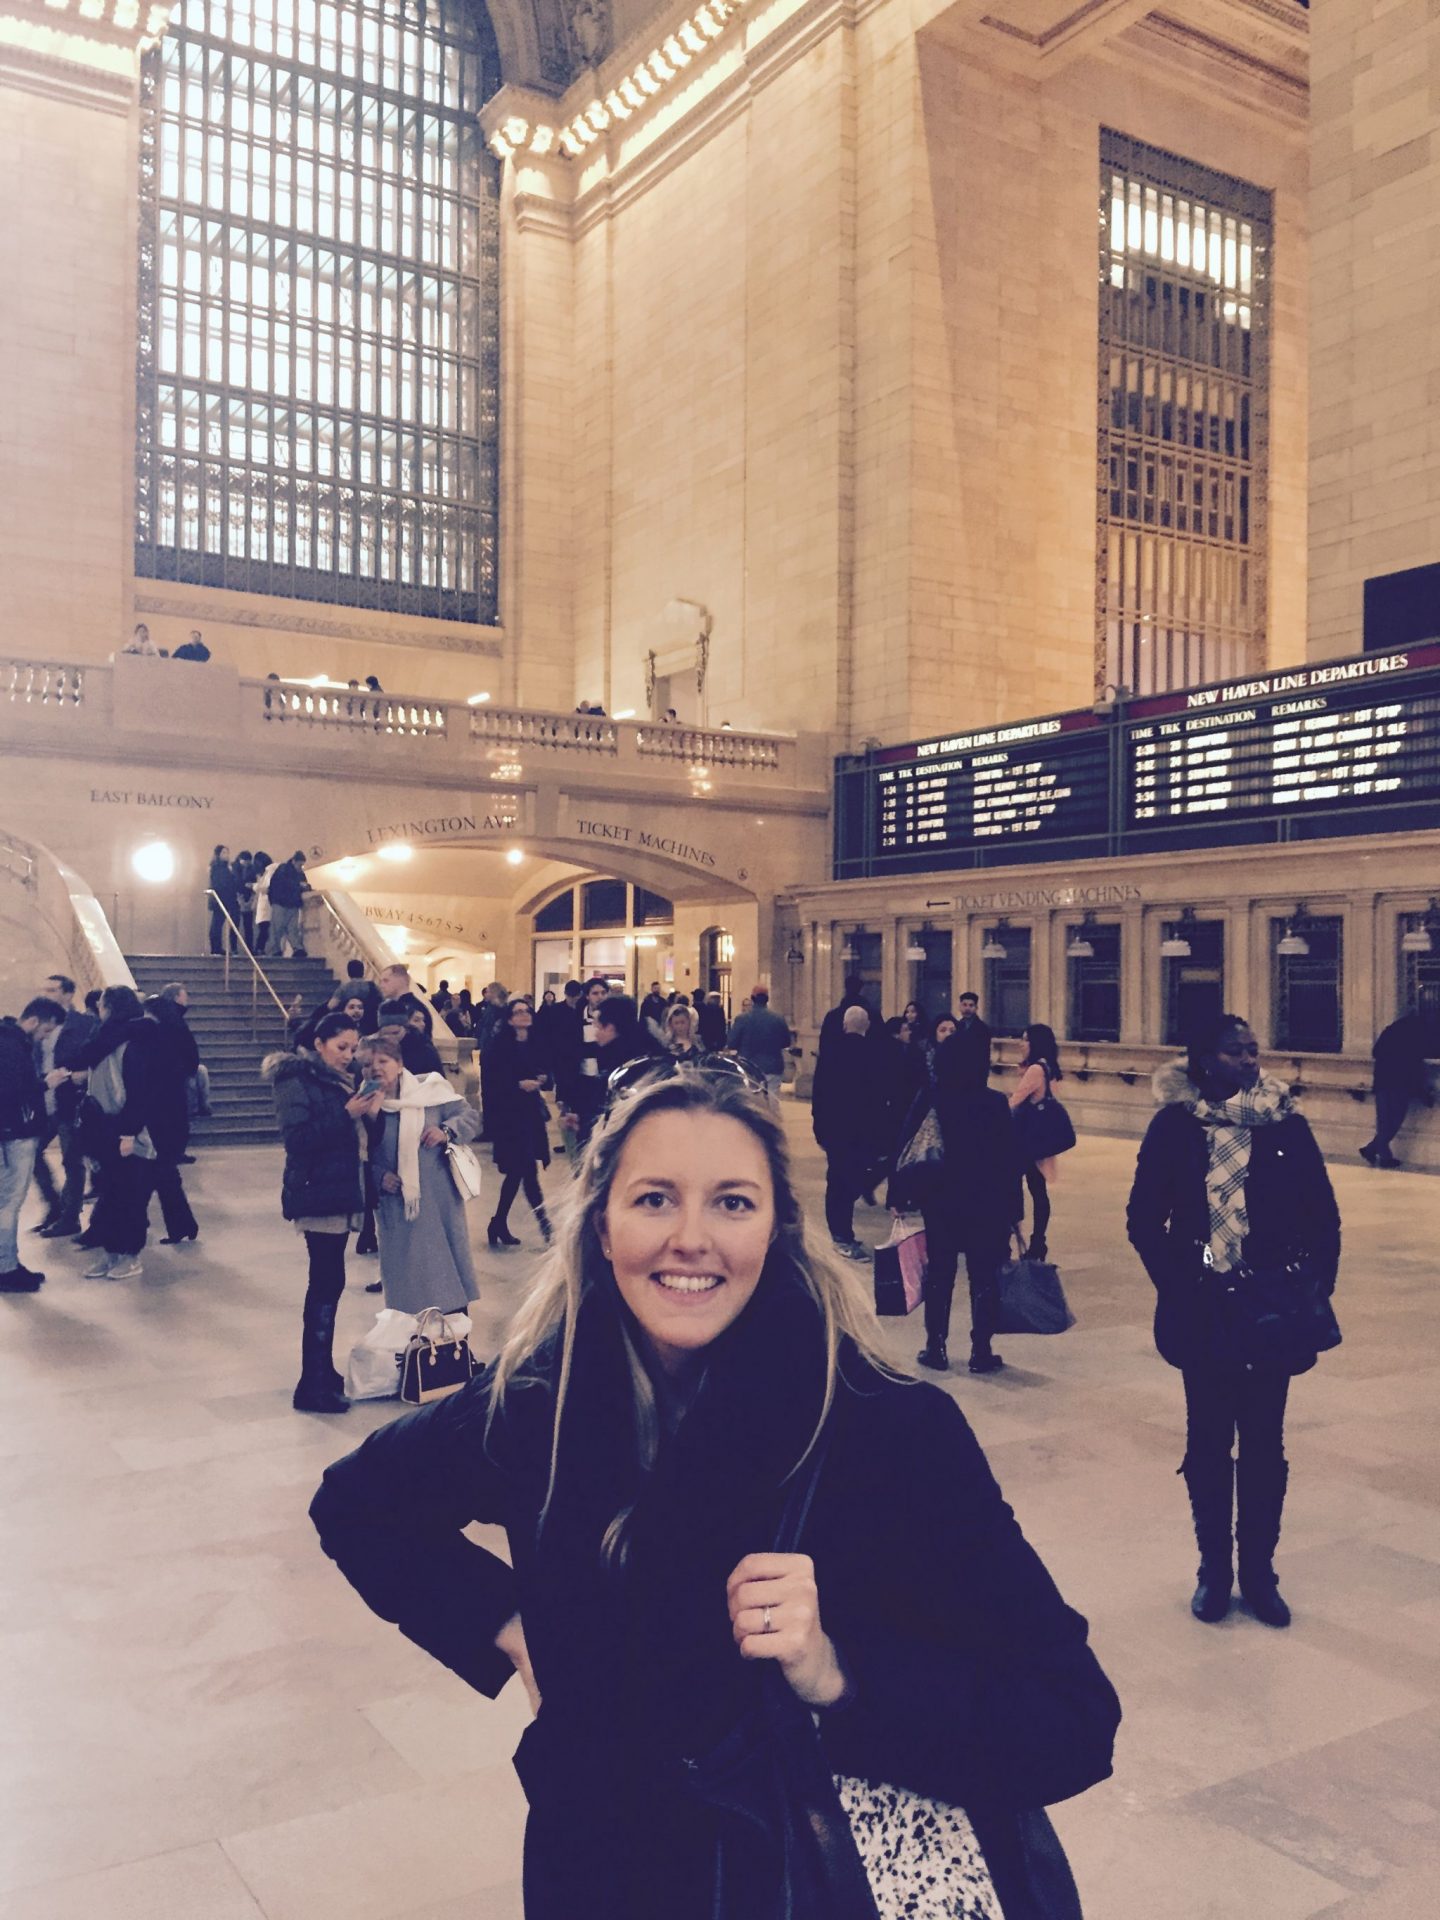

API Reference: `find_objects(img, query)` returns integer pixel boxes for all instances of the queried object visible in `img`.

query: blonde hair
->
[488,1072,900,1559]
[664,1003,695,1043]
[356,1033,404,1066]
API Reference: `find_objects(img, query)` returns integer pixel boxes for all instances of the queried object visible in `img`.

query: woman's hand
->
[380,1170,403,1194]
[345,1090,381,1119]
[518,1078,541,1094]
[726,1552,852,1709]
[118,1135,136,1159]
[420,1124,447,1148]
[494,1611,541,1714]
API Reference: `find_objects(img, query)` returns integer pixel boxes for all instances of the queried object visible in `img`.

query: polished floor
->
[1,1113,1437,1920]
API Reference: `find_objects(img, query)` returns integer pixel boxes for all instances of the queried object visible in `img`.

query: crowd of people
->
[0,973,204,1289]
[206,846,310,957]
[1,943,1365,1910]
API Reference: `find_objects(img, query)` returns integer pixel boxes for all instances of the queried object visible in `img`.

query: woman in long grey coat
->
[357,1035,482,1315]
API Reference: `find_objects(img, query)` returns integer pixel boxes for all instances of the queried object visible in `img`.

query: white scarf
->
[381,1069,454,1220]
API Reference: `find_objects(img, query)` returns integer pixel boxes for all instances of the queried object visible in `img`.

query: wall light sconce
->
[131,840,176,884]
[377,843,414,864]
[1401,899,1440,954]
[1160,906,1199,960]
[506,848,525,866]
[981,919,1011,962]
[1277,903,1312,958]
[1066,913,1099,961]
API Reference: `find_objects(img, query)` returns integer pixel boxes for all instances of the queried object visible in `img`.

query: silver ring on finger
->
[762,1604,774,1633]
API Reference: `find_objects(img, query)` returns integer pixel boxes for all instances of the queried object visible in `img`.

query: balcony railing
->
[470,707,619,753]
[261,685,448,737]
[1,658,85,705]
[637,724,780,770]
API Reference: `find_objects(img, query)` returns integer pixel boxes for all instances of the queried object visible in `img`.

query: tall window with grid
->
[135,0,500,622]
[1098,132,1272,698]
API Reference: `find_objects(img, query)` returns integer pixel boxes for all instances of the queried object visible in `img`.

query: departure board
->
[834,642,1440,879]
[1125,644,1440,830]
[871,715,1110,866]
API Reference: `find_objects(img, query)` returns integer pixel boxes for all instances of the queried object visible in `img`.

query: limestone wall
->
[1308,0,1440,657]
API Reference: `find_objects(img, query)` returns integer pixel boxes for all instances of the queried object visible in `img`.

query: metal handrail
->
[205,889,291,1038]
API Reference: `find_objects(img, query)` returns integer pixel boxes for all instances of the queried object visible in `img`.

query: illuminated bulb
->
[132,840,176,884]
[649,50,675,82]
[696,6,722,34]
[606,91,632,120]
[80,0,106,18]
[585,101,610,131]
[466,690,492,705]
[613,708,636,720]
[490,134,513,160]
[620,77,646,109]
[664,35,690,65]
[560,130,583,156]
[377,842,414,863]
[503,116,529,145]
[635,66,660,95]
[681,21,706,52]
[530,126,555,155]
[506,848,525,866]
[335,857,365,882]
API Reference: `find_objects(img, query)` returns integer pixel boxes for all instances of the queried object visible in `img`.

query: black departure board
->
[834,642,1440,879]
[874,722,1109,858]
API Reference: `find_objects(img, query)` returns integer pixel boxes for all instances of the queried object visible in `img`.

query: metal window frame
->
[1096,130,1272,699]
[1271,913,1343,1053]
[135,0,500,622]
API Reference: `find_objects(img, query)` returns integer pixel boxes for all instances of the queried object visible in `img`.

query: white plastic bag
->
[344,1307,471,1401]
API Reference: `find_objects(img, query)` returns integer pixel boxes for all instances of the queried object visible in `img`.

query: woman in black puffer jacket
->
[268,1011,380,1415]
[1127,1012,1341,1630]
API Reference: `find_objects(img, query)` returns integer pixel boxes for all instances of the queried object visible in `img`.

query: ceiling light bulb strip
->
[491,0,753,162]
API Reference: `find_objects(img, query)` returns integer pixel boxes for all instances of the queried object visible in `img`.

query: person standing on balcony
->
[207,845,240,956]
[251,853,274,954]
[1,998,63,1293]
[266,851,308,959]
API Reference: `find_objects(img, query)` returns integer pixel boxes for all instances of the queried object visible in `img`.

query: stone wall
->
[1308,0,1440,658]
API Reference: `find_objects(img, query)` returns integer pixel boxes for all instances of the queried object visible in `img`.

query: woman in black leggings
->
[482,998,553,1248]
[269,1012,380,1414]
[1009,1023,1064,1260]
[1128,1013,1342,1628]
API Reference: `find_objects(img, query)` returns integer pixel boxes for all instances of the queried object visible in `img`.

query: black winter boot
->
[293,1302,350,1414]
[535,1205,553,1244]
[1237,1455,1291,1627]
[1181,1454,1235,1623]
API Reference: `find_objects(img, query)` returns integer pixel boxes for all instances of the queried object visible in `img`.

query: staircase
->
[126,952,345,1146]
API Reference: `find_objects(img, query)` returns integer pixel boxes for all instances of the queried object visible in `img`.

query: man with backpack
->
[1,997,65,1292]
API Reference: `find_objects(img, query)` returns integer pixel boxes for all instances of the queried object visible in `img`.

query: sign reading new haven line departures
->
[835,641,1440,879]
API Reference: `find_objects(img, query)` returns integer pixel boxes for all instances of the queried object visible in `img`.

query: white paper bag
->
[345,1307,472,1402]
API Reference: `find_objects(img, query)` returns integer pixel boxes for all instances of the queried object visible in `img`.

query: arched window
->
[135,0,500,622]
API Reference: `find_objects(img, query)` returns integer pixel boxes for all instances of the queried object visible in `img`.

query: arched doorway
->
[699,926,735,1018]
[530,879,676,1001]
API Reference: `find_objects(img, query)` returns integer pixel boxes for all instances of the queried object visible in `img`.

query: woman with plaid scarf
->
[1127,1014,1341,1630]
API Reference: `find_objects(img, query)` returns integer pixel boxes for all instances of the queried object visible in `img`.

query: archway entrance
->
[530,879,676,1001]
[699,926,735,1018]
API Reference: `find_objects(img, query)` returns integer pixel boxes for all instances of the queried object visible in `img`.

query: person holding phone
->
[268,1011,379,1414]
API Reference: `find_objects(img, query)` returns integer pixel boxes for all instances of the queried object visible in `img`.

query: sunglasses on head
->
[603,1053,769,1114]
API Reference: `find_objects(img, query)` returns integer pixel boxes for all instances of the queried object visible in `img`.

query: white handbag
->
[445,1137,483,1201]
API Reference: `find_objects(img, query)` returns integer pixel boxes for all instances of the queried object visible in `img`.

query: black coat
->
[208,856,239,911]
[270,1052,363,1221]
[928,1081,1025,1251]
[1126,1100,1342,1373]
[145,1000,200,1158]
[696,998,728,1051]
[811,1031,885,1156]
[482,1028,552,1176]
[310,1276,1119,1920]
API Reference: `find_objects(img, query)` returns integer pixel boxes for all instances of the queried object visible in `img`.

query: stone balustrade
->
[0,653,820,793]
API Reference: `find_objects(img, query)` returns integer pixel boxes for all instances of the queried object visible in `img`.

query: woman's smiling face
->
[601,1109,775,1375]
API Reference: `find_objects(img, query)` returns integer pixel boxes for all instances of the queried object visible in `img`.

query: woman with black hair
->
[480,997,555,1249]
[1127,1013,1341,1628]
[74,985,160,1281]
[268,1010,380,1414]
[1008,1024,1065,1263]
[311,1069,1119,1919]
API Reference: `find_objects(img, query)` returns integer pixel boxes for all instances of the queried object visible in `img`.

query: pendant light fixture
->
[1401,899,1440,954]
[981,919,1010,962]
[1066,912,1098,961]
[1160,906,1199,960]
[1276,903,1311,959]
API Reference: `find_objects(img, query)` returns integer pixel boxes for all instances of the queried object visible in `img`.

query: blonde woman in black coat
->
[1127,1013,1341,1629]
[312,1070,1119,1919]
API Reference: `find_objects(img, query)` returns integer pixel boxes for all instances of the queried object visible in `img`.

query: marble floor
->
[1,1112,1437,1920]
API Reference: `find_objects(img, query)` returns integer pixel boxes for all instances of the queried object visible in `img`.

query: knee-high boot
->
[294,1300,350,1414]
[1237,1454,1290,1627]
[1181,1453,1235,1622]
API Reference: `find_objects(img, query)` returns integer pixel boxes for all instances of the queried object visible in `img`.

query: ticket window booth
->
[1067,919,1122,1044]
[838,929,884,1017]
[1162,915,1225,1047]
[982,923,1031,1037]
[904,928,952,1023]
[1271,912,1344,1054]
[1400,905,1440,1024]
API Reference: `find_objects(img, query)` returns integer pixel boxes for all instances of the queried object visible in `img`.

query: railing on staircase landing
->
[204,889,291,1041]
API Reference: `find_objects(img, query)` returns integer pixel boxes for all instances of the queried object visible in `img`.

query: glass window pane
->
[135,0,499,621]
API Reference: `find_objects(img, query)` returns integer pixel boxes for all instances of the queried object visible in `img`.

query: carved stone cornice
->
[132,586,505,659]
[0,0,149,110]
